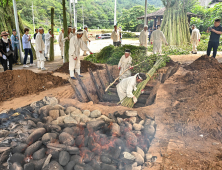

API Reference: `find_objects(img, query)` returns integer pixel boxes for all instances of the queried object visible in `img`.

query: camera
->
[208,27,212,32]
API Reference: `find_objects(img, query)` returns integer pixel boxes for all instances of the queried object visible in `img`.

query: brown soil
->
[165,59,176,67]
[163,55,222,141]
[185,55,222,71]
[0,70,68,102]
[54,60,104,74]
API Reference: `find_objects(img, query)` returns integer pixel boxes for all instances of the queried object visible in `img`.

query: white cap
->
[144,25,148,28]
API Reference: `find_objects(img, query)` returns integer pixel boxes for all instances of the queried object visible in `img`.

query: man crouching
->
[117,73,147,104]
[69,29,92,80]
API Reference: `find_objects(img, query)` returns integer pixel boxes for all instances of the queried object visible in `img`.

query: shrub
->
[122,32,137,38]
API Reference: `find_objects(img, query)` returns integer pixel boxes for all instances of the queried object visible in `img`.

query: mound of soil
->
[55,60,104,74]
[185,55,222,71]
[166,59,176,67]
[166,56,222,140]
[0,70,68,102]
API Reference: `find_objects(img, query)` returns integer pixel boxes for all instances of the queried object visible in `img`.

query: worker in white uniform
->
[150,25,168,54]
[139,25,149,48]
[35,27,47,71]
[45,29,52,61]
[69,29,93,80]
[191,24,201,54]
[118,49,133,81]
[117,73,146,104]
[82,26,91,56]
[62,26,74,63]
[58,28,64,59]
[111,25,120,46]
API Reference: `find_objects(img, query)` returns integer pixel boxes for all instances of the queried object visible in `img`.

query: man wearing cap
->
[191,24,201,54]
[0,31,14,71]
[45,29,52,60]
[118,49,133,81]
[150,25,168,54]
[82,26,91,56]
[111,25,120,46]
[62,26,74,63]
[117,73,146,104]
[139,25,149,48]
[58,28,64,59]
[35,27,47,71]
[10,29,19,64]
[69,29,93,80]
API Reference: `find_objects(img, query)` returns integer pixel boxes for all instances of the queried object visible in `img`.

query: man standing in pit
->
[206,19,222,58]
[69,29,93,80]
[150,25,168,54]
[111,25,120,47]
[139,25,148,48]
[35,27,47,71]
[191,24,201,54]
[82,26,91,56]
[118,49,133,81]
[117,73,146,104]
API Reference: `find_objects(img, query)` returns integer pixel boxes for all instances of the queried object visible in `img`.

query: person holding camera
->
[0,31,14,71]
[207,19,222,58]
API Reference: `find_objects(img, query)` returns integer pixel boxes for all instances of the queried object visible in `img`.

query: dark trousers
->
[24,48,33,64]
[113,42,120,47]
[14,46,18,63]
[2,55,13,71]
[207,41,219,58]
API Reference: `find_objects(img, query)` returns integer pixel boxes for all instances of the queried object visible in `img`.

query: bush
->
[84,44,170,74]
[122,32,137,38]
[197,41,208,51]
[200,34,209,40]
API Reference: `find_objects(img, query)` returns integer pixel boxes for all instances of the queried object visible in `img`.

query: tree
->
[50,7,54,61]
[62,0,69,63]
[118,5,158,31]
[161,0,197,46]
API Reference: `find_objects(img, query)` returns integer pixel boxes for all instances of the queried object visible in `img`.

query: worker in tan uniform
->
[118,49,133,81]
[111,25,120,46]
[82,26,91,56]
[191,24,201,54]
[62,26,74,63]
[150,25,168,54]
[139,25,149,48]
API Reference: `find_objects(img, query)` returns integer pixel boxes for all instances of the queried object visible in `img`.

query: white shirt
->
[150,29,167,43]
[82,30,90,42]
[35,32,45,52]
[45,32,51,46]
[111,30,120,42]
[69,35,91,59]
[117,74,138,99]
[139,29,148,45]
[191,28,201,42]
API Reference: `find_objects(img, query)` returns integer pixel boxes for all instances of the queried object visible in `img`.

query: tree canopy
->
[14,0,163,32]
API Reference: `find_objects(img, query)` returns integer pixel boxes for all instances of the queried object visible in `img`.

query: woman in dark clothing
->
[0,31,14,71]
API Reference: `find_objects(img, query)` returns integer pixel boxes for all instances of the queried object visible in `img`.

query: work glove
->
[133,96,138,104]
[118,67,121,70]
[129,66,133,70]
[199,39,200,42]
[141,89,144,94]
[74,57,77,60]
[64,37,69,40]
[134,87,137,91]
[151,42,153,45]
[90,52,93,55]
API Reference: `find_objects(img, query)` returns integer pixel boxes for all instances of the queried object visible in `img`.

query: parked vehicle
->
[95,34,111,40]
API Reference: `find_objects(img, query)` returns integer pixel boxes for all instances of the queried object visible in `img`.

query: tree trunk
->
[62,0,69,63]
[50,8,54,61]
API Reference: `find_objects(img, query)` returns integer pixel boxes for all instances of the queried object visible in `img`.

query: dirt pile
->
[55,60,104,74]
[0,70,68,102]
[185,55,222,71]
[165,56,222,140]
